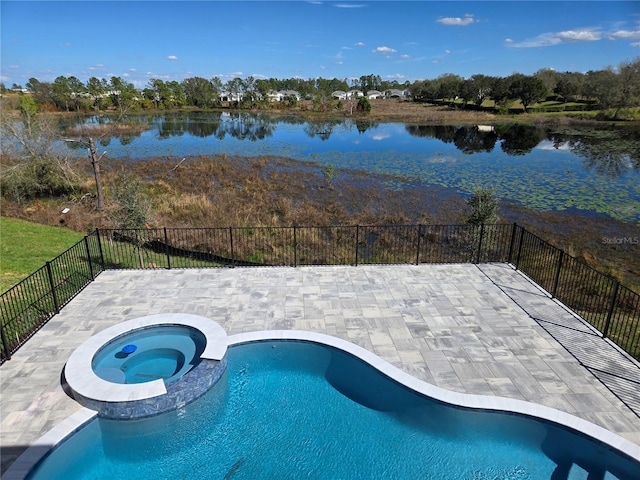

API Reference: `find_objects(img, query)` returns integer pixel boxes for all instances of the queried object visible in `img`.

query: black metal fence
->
[512,227,640,358]
[0,231,103,362]
[1,224,638,363]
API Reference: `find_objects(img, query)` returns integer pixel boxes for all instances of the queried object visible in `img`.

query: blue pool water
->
[92,325,206,384]
[29,341,640,479]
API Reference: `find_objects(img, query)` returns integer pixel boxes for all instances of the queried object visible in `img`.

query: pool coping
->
[5,328,640,479]
[64,313,227,403]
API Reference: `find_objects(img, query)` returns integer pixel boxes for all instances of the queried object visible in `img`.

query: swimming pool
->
[20,332,640,480]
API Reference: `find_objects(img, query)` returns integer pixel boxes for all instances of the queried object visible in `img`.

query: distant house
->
[219,91,243,102]
[367,90,383,99]
[386,89,410,99]
[332,90,363,100]
[268,89,301,102]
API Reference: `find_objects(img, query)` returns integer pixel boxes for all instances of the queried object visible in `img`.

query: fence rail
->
[1,224,638,363]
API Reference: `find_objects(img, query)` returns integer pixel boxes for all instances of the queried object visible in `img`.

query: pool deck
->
[2,263,640,474]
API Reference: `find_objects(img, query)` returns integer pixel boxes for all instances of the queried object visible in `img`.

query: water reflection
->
[496,124,546,156]
[549,129,640,177]
[61,113,639,179]
[47,113,639,222]
[404,124,548,155]
[153,112,277,141]
[304,119,343,141]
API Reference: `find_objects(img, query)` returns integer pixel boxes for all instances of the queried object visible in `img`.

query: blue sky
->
[1,1,639,88]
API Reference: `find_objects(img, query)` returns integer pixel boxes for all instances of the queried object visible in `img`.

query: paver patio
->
[1,263,639,474]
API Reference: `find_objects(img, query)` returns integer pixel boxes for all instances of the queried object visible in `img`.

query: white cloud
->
[437,14,476,27]
[444,49,451,54]
[631,42,640,47]
[504,38,514,44]
[334,3,366,8]
[167,55,178,60]
[556,30,601,42]
[354,41,365,47]
[507,32,561,48]
[400,54,410,59]
[505,26,640,48]
[372,46,397,54]
[610,29,640,40]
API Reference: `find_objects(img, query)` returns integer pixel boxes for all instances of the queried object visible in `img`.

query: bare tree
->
[75,137,106,210]
[63,107,135,211]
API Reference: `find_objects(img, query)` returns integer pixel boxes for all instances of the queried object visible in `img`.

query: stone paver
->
[1,263,639,474]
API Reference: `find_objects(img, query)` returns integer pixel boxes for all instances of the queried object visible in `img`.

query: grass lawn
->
[0,217,85,292]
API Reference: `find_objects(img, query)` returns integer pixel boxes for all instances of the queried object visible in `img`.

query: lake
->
[58,112,640,224]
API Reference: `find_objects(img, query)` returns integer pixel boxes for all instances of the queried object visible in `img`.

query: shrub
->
[357,97,372,113]
[0,157,79,203]
[465,187,498,225]
[110,173,150,230]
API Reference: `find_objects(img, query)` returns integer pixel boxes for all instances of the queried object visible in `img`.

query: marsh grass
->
[1,152,638,291]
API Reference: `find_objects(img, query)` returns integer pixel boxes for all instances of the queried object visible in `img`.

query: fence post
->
[415,224,422,265]
[46,261,60,314]
[293,226,297,267]
[475,224,485,264]
[515,225,525,271]
[0,321,11,361]
[95,228,105,271]
[602,280,620,339]
[551,250,564,298]
[507,223,518,264]
[355,225,360,266]
[164,227,171,270]
[229,227,235,267]
[84,236,94,280]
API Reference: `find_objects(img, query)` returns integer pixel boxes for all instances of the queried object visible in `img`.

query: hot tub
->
[64,313,228,419]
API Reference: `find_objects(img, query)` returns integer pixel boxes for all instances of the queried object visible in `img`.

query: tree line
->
[409,58,639,117]
[1,58,638,116]
[1,74,395,113]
